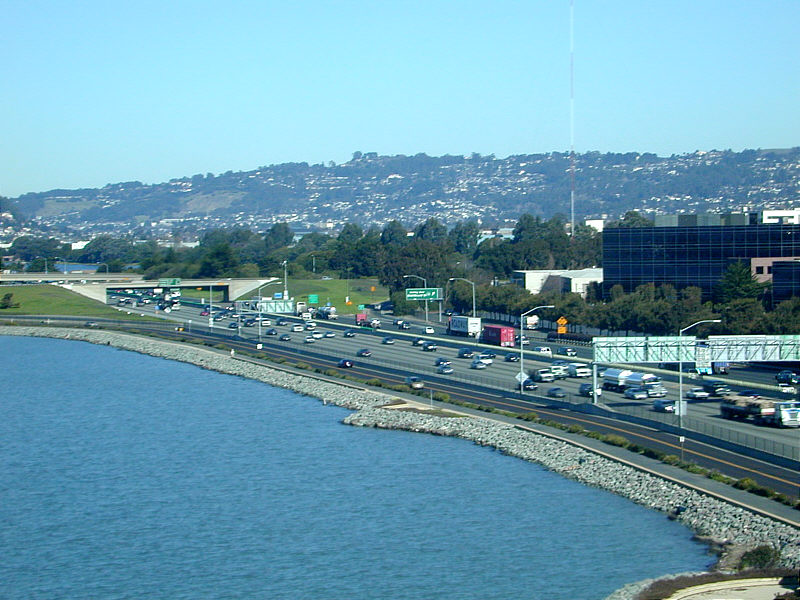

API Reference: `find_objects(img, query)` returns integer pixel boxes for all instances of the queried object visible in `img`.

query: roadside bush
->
[603,434,630,448]
[432,392,450,402]
[739,545,781,569]
[567,424,584,434]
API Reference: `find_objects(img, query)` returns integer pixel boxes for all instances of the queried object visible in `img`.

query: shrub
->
[432,392,450,402]
[603,434,630,448]
[568,424,585,434]
[740,545,781,569]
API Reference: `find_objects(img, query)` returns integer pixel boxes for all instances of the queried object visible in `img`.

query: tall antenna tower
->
[569,0,575,237]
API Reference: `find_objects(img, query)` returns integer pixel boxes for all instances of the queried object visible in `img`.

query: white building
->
[511,268,603,298]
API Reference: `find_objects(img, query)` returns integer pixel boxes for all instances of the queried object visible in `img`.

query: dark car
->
[421,341,438,351]
[504,353,520,362]
[457,348,474,358]
[399,322,411,330]
[434,357,451,366]
[199,310,210,316]
[265,328,278,336]
[278,334,291,341]
[244,318,257,327]
[547,387,567,398]
[776,370,799,384]
[412,337,425,346]
[337,359,354,368]
[556,347,577,357]
[343,329,357,338]
[228,321,239,329]
[520,378,538,391]
[356,348,372,357]
[324,331,336,338]
[382,337,396,345]
[276,318,289,326]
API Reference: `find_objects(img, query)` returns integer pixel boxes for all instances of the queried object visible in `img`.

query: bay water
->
[1,336,710,599]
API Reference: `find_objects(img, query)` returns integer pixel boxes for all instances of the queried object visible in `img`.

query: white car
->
[311,331,324,339]
[470,359,487,370]
[685,387,710,400]
[532,346,552,356]
[303,336,316,344]
[424,326,435,334]
[624,387,649,400]
[291,324,305,332]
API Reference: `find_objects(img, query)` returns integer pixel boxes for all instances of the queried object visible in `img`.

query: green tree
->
[448,220,480,255]
[0,293,19,309]
[608,211,654,228]
[264,222,294,252]
[715,261,768,304]
[198,243,239,277]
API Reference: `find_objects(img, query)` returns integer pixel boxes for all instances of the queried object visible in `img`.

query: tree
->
[381,220,408,247]
[0,293,19,309]
[414,218,448,243]
[715,261,768,304]
[198,243,239,277]
[448,220,480,255]
[264,223,294,252]
[608,211,654,228]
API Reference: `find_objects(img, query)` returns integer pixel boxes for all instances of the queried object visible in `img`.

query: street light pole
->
[678,319,721,428]
[257,281,281,340]
[403,274,428,323]
[519,305,554,394]
[448,277,476,318]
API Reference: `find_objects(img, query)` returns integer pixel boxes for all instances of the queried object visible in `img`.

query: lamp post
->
[448,277,476,318]
[257,280,281,340]
[282,260,289,301]
[678,319,721,428]
[97,262,109,274]
[519,305,554,394]
[403,274,428,323]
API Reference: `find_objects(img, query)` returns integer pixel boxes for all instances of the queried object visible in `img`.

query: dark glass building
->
[602,223,800,300]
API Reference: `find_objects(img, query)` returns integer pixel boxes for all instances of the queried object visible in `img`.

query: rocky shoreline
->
[4,326,799,599]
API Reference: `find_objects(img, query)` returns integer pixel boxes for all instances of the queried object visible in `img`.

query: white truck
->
[531,368,555,383]
[447,316,482,337]
[316,306,338,320]
[602,368,665,396]
[720,397,800,428]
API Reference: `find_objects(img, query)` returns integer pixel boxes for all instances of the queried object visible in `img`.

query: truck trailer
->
[447,316,482,337]
[720,396,800,428]
[482,324,515,347]
[601,369,664,395]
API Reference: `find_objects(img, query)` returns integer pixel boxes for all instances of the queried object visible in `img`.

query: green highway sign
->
[158,278,181,286]
[308,294,319,303]
[405,287,442,301]
[357,304,365,310]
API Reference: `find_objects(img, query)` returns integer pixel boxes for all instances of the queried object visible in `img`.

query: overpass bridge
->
[0,273,278,304]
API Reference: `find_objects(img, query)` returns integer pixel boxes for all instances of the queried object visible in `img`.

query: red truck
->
[482,324,515,347]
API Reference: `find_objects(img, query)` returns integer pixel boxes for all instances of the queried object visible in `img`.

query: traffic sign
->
[557,316,568,325]
[158,278,181,286]
[308,294,319,303]
[557,326,567,334]
[405,287,442,300]
[515,372,526,383]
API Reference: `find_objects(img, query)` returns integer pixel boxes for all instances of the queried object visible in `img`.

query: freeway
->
[94,301,800,501]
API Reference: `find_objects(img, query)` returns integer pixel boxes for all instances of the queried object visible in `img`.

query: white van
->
[532,346,552,356]
[568,363,591,377]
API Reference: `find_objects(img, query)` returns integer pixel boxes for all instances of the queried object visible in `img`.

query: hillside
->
[9,148,800,235]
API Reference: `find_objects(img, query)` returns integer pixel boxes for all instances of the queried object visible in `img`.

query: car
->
[740,390,762,398]
[778,383,797,394]
[557,347,578,357]
[393,319,404,326]
[421,341,438,351]
[399,322,411,330]
[477,352,494,364]
[337,359,354,368]
[434,357,451,366]
[324,331,336,338]
[470,359,487,369]
[404,376,424,389]
[382,336,396,345]
[343,329,356,338]
[624,387,649,400]
[265,328,278,336]
[200,310,210,316]
[304,336,316,343]
[436,364,454,374]
[457,348,474,358]
[520,378,538,391]
[532,346,552,356]
[356,348,372,357]
[276,318,289,326]
[84,321,99,328]
[244,318,257,327]
[311,331,324,339]
[504,353,520,362]
[412,337,425,346]
[653,398,676,412]
[258,318,272,326]
[776,370,800,384]
[579,383,600,397]
[685,387,710,400]
[228,321,239,329]
[321,275,332,280]
[515,334,530,346]
[278,334,291,341]
[547,387,567,398]
[291,324,305,332]
[424,326,435,334]
[304,322,317,330]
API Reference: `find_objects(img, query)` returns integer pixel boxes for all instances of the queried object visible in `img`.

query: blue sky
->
[3,1,798,197]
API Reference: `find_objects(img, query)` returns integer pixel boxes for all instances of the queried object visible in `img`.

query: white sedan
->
[685,387,710,400]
